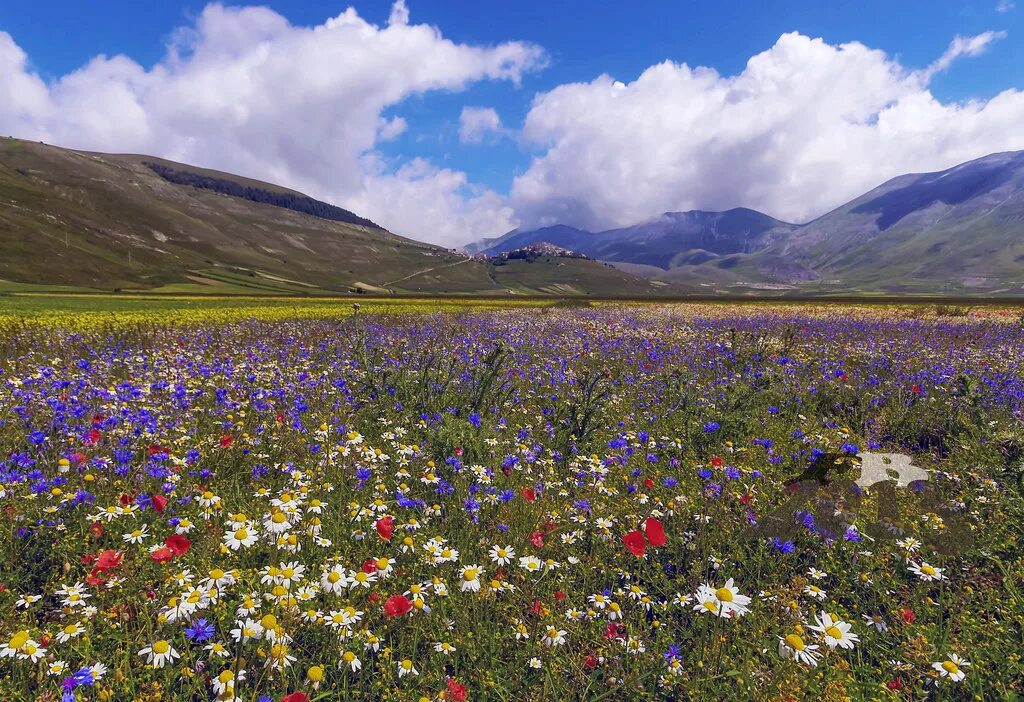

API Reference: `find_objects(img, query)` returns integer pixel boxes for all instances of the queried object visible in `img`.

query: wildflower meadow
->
[1,302,1022,701]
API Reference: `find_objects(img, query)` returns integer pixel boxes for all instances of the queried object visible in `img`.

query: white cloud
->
[351,157,517,247]
[0,2,543,245]
[512,31,1024,230]
[919,31,1005,81]
[458,106,504,143]
[997,0,1015,13]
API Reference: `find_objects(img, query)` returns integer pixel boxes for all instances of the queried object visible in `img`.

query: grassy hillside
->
[0,139,668,297]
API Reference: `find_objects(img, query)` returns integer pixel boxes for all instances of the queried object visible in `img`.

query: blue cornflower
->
[770,537,795,553]
[185,617,215,642]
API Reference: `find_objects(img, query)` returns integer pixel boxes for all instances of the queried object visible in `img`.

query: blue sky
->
[2,1,1023,242]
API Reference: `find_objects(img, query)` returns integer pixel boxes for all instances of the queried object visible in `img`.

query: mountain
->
[475,209,791,268]
[771,150,1024,293]
[7,138,1023,297]
[0,138,663,296]
[468,224,593,256]
[474,151,1024,295]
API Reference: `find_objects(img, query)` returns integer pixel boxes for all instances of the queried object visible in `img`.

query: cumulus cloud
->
[0,2,542,245]
[512,31,1024,230]
[458,106,504,143]
[350,157,516,246]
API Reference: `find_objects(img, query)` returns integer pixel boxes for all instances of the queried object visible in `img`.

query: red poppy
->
[383,595,412,618]
[886,679,903,691]
[584,652,599,669]
[86,568,107,587]
[529,599,543,615]
[554,590,566,601]
[446,678,468,702]
[375,515,394,541]
[604,622,624,640]
[165,535,191,557]
[282,694,310,702]
[83,429,101,446]
[521,487,536,502]
[96,550,123,570]
[118,492,134,506]
[711,456,723,467]
[453,447,464,457]
[899,607,916,624]
[150,547,174,563]
[146,444,163,456]
[643,518,666,547]
[219,434,234,448]
[911,384,922,394]
[151,494,168,514]
[643,477,654,488]
[529,531,545,548]
[89,522,103,538]
[623,530,646,557]
[362,559,377,574]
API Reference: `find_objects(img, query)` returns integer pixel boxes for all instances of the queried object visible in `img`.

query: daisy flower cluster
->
[0,304,1019,700]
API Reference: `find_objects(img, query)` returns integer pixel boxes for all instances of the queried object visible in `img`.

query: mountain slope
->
[771,150,1024,292]
[0,138,668,296]
[476,209,792,269]
[473,151,1024,295]
[0,138,495,292]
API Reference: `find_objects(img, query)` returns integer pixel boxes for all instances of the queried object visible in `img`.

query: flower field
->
[1,301,1022,701]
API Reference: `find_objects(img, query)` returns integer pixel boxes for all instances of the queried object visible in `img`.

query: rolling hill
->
[0,138,659,296]
[5,137,1023,297]
[474,151,1024,295]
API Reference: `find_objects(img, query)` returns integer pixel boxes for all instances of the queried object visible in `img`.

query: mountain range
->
[470,150,1024,295]
[0,138,658,296]
[2,135,1023,296]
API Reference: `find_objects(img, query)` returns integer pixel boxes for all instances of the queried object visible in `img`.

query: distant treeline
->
[144,162,380,229]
